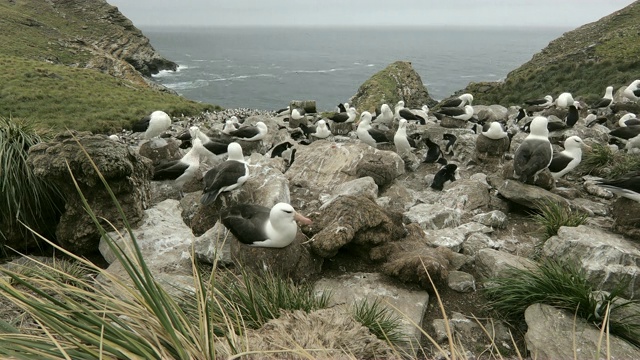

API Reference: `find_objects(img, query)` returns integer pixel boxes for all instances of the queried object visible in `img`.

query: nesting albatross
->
[200,142,249,205]
[221,202,312,248]
[513,116,553,184]
[548,136,585,179]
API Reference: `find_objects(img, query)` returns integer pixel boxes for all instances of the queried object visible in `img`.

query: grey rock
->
[471,210,508,229]
[320,176,378,209]
[286,140,404,194]
[314,272,429,350]
[448,271,476,292]
[611,197,640,240]
[497,179,570,210]
[525,303,640,360]
[543,225,640,299]
[438,179,491,212]
[476,248,537,280]
[193,221,233,267]
[463,232,502,257]
[377,181,417,212]
[404,203,461,230]
[138,138,182,166]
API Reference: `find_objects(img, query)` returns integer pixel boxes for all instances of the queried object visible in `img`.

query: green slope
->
[0,0,219,133]
[464,1,640,106]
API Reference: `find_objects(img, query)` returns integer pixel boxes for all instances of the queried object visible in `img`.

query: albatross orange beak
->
[294,212,312,225]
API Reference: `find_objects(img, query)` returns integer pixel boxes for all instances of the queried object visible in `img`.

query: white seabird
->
[221,202,312,248]
[591,86,614,111]
[548,136,585,179]
[623,80,640,102]
[439,93,473,108]
[372,103,394,127]
[393,119,416,157]
[330,107,357,123]
[152,137,205,196]
[132,110,172,139]
[228,121,268,141]
[200,142,249,205]
[434,105,474,121]
[619,113,640,127]
[513,116,553,183]
[357,111,390,148]
[524,95,553,108]
[555,92,575,109]
[311,119,331,139]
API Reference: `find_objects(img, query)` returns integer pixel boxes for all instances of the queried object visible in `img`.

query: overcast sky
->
[107,0,635,28]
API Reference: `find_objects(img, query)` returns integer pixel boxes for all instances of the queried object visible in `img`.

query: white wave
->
[164,79,209,90]
[367,64,374,67]
[211,73,276,82]
[286,68,347,74]
[153,64,190,78]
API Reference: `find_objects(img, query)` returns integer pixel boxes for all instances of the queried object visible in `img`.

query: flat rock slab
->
[314,272,429,350]
[525,303,640,360]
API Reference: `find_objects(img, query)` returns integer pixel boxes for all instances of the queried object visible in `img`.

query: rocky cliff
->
[0,0,176,87]
[462,1,640,105]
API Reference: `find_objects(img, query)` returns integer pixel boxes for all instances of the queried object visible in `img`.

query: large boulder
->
[543,225,640,299]
[27,131,152,255]
[611,197,640,240]
[286,140,404,211]
[525,303,640,360]
[349,61,437,114]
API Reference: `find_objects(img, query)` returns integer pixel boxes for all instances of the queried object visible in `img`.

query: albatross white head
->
[263,203,312,248]
[227,142,245,162]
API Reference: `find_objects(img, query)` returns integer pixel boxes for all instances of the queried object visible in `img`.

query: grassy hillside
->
[464,1,640,106]
[0,55,217,133]
[0,0,219,133]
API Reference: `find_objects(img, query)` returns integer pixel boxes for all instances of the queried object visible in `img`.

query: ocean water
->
[142,26,569,111]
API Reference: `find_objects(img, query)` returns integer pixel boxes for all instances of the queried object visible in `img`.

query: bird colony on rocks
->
[83,76,640,358]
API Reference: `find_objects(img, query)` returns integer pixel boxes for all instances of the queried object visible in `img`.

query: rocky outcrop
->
[28,131,152,254]
[349,61,437,113]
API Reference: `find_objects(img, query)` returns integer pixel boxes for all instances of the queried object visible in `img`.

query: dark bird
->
[394,101,426,124]
[220,203,312,248]
[439,93,473,108]
[548,136,585,179]
[523,95,553,107]
[433,105,474,121]
[431,164,458,191]
[152,138,204,197]
[424,137,447,165]
[443,133,457,154]
[201,142,249,206]
[566,102,580,127]
[514,116,553,184]
[515,108,528,122]
[270,141,294,158]
[227,121,268,141]
[610,125,640,140]
[595,171,640,202]
[337,103,347,113]
[590,86,614,111]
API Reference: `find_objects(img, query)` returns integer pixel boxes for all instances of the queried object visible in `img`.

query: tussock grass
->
[485,259,640,347]
[0,115,62,248]
[530,199,588,239]
[578,143,640,178]
[351,298,406,346]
